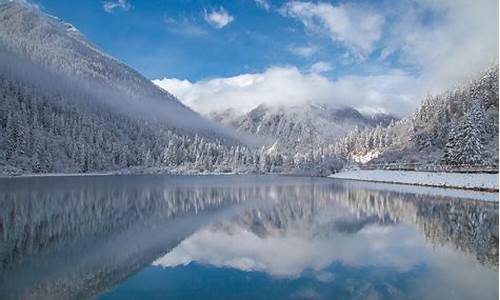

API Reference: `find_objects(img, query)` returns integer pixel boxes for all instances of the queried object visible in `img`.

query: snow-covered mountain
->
[0,1,347,176]
[0,1,229,133]
[0,1,253,175]
[0,1,175,104]
[335,65,499,166]
[208,103,397,154]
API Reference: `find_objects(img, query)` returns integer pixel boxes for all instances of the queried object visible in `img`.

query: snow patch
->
[329,170,499,192]
[351,150,380,163]
[266,141,278,154]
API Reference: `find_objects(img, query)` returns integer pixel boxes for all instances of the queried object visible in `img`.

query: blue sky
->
[33,0,392,81]
[31,0,498,115]
[37,0,320,80]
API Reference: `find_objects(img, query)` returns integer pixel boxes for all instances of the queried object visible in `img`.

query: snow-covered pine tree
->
[469,98,486,137]
[444,101,485,165]
[443,123,460,165]
[459,100,485,165]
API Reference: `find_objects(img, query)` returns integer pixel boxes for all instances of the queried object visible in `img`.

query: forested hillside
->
[0,55,344,175]
[0,1,352,176]
[0,1,245,175]
[334,65,499,167]
[0,1,496,176]
[208,103,396,156]
[0,57,243,174]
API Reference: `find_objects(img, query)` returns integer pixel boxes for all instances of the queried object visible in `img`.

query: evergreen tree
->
[443,103,485,165]
[443,123,460,165]
[458,103,484,165]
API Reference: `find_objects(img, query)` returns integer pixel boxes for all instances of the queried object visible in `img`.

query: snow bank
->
[334,179,499,202]
[329,170,499,192]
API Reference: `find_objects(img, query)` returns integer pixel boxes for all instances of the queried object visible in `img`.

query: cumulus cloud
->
[154,66,419,116]
[281,1,384,57]
[154,0,497,118]
[204,7,234,29]
[103,0,132,13]
[154,77,193,99]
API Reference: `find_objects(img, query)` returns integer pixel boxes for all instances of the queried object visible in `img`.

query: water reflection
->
[0,175,497,300]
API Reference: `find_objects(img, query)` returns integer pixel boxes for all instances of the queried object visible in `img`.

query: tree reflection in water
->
[0,175,497,300]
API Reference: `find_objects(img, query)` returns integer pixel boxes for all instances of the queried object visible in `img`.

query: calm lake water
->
[0,175,498,300]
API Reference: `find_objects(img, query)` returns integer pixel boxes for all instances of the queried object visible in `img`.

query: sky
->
[30,0,498,116]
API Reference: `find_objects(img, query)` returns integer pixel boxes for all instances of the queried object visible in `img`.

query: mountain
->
[0,1,174,101]
[0,1,347,176]
[335,64,499,166]
[0,1,252,175]
[0,1,224,132]
[208,103,398,154]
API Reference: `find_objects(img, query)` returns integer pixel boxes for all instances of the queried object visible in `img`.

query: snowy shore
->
[329,170,499,192]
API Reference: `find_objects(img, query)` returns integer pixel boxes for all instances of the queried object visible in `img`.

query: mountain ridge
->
[0,1,182,106]
[0,2,259,175]
[208,102,398,154]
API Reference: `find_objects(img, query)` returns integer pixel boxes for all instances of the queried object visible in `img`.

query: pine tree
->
[443,123,460,165]
[443,102,485,165]
[458,102,484,165]
[469,99,486,137]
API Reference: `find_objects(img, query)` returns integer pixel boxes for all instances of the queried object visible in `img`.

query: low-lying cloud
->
[154,0,497,118]
[153,66,419,116]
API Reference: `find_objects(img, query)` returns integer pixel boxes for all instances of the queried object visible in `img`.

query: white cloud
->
[309,61,332,73]
[154,66,419,116]
[154,78,193,99]
[154,0,497,118]
[103,0,132,13]
[153,221,423,277]
[288,45,318,58]
[255,0,271,11]
[204,7,234,29]
[281,1,383,57]
[384,0,498,93]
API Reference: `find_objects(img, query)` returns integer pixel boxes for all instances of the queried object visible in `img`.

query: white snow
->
[0,172,115,178]
[329,170,499,191]
[351,150,380,163]
[266,141,278,154]
[332,178,499,202]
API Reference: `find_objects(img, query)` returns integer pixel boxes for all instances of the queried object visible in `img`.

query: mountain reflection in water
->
[0,175,497,300]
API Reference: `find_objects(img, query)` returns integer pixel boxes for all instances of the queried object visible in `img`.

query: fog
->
[0,49,256,145]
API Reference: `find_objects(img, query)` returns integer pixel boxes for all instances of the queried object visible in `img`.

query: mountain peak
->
[0,2,188,105]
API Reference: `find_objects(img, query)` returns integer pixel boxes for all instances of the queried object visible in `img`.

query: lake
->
[0,175,498,300]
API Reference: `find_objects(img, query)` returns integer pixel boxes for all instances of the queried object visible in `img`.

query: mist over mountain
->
[0,1,348,176]
[334,65,499,166]
[0,1,233,135]
[0,1,497,176]
[0,1,254,175]
[208,103,397,154]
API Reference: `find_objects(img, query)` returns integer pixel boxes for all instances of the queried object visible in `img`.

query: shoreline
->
[0,170,245,179]
[1,171,497,202]
[3,170,499,194]
[329,170,499,193]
